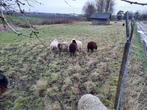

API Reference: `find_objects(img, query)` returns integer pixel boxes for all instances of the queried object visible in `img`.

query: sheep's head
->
[72,40,77,44]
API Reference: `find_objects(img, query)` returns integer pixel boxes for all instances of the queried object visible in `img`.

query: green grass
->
[0,32,24,43]
[123,27,147,110]
[0,22,127,110]
[0,21,146,110]
[134,29,147,71]
[134,29,147,109]
[0,22,123,43]
[5,15,42,23]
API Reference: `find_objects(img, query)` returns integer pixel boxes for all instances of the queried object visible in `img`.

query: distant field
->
[0,22,145,110]
[1,14,79,29]
[0,22,124,43]
[5,15,41,23]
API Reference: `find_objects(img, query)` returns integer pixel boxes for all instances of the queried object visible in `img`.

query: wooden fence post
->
[114,13,135,110]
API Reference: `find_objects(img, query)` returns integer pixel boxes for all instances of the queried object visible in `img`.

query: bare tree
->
[83,1,96,20]
[96,0,105,12]
[107,0,114,13]
[96,0,114,13]
[117,10,124,20]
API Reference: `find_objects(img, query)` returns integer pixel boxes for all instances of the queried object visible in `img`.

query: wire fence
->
[114,11,135,110]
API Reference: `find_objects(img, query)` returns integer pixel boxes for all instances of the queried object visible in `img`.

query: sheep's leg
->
[59,51,61,57]
[74,52,76,57]
[70,52,72,57]
[72,52,74,56]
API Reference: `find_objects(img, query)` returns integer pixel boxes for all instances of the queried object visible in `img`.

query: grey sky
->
[26,0,147,14]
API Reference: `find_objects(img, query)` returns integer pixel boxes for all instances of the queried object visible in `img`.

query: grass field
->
[123,29,147,110]
[0,22,145,110]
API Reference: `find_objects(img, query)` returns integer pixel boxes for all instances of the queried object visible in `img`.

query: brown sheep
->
[87,41,97,52]
[69,40,77,56]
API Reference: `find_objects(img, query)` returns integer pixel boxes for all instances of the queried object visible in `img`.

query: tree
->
[134,11,140,20]
[105,0,114,13]
[96,0,114,13]
[83,2,96,20]
[96,0,105,12]
[117,10,124,20]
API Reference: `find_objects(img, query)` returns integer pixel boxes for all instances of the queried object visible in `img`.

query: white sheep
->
[76,40,82,51]
[50,39,59,52]
[78,94,108,110]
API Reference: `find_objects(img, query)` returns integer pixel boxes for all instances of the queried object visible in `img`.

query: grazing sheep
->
[71,39,82,51]
[58,42,69,52]
[87,41,97,52]
[50,39,59,53]
[0,70,8,96]
[69,40,77,56]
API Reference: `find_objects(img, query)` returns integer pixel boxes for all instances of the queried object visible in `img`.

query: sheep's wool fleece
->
[78,94,108,110]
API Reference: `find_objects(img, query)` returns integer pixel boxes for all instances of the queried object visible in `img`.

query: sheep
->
[50,39,59,53]
[69,40,77,56]
[78,94,108,110]
[71,39,82,51]
[76,40,82,51]
[87,41,97,52]
[0,70,8,96]
[58,42,69,52]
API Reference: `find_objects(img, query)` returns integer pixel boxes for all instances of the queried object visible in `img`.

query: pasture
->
[0,22,145,110]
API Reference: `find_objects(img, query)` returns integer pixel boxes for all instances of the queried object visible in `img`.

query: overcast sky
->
[25,0,147,14]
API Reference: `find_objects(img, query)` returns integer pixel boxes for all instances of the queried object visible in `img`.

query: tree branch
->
[121,0,147,6]
[0,0,53,51]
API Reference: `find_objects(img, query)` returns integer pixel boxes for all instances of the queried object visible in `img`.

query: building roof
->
[90,12,111,20]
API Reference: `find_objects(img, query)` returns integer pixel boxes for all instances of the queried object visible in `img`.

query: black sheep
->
[0,70,8,96]
[69,40,77,56]
[87,41,97,52]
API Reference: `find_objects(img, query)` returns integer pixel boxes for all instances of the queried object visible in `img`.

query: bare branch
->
[15,0,25,13]
[0,0,49,49]
[0,8,22,35]
[121,0,147,6]
[64,0,72,8]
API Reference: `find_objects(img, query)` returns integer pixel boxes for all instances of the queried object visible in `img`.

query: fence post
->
[125,11,130,39]
[114,13,135,110]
